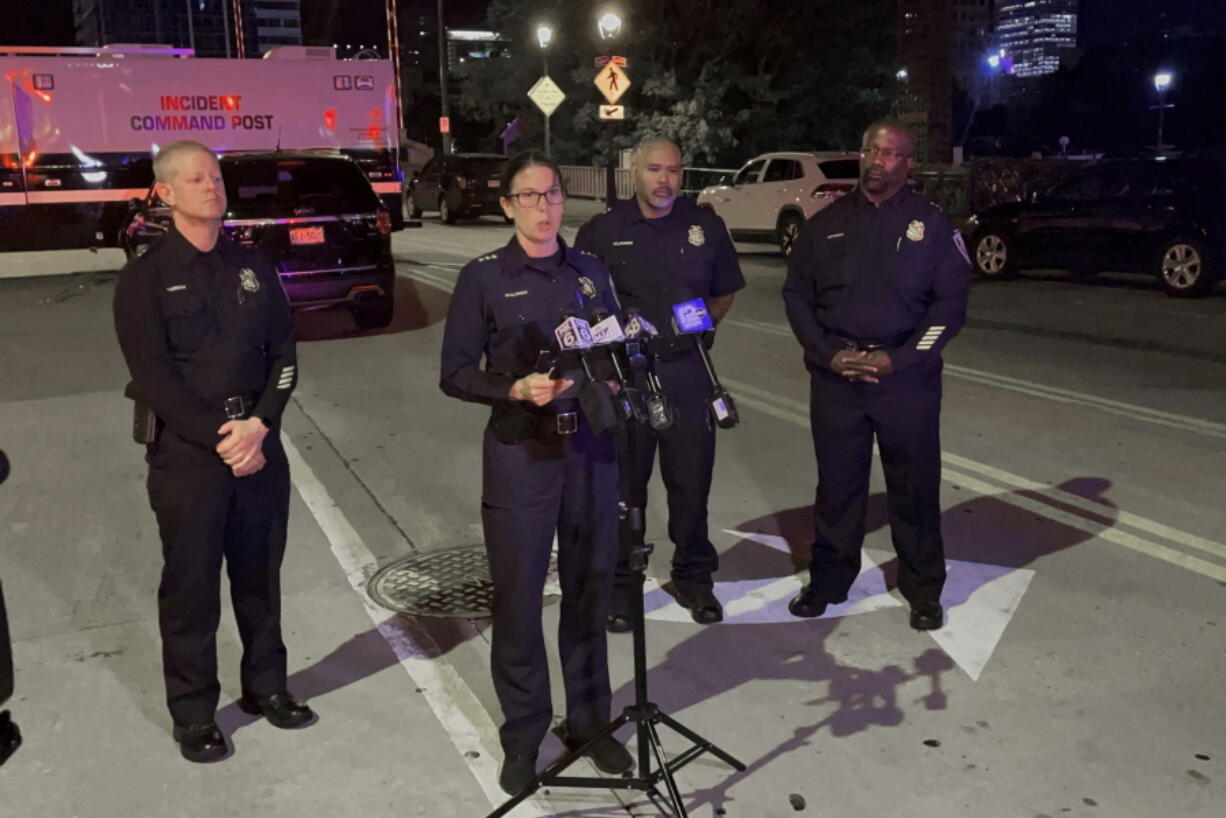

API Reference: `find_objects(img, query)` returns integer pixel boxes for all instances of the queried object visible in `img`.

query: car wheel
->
[972,230,1016,279]
[439,195,457,225]
[353,295,394,329]
[407,193,423,219]
[1157,238,1214,297]
[777,213,804,258]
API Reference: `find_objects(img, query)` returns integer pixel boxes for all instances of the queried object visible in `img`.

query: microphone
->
[622,307,673,431]
[670,298,740,429]
[554,313,623,433]
[588,309,643,423]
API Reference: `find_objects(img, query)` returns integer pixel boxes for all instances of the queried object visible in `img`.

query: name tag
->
[612,240,635,246]
[826,233,844,240]
[504,290,529,298]
[165,284,187,292]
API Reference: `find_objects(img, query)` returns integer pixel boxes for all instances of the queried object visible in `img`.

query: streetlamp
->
[1154,70,1173,153]
[536,24,553,156]
[597,11,622,40]
[896,68,909,82]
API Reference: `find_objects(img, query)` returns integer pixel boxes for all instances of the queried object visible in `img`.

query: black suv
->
[967,156,1225,297]
[406,153,508,224]
[123,150,397,328]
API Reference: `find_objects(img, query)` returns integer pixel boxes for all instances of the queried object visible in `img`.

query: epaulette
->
[475,251,501,263]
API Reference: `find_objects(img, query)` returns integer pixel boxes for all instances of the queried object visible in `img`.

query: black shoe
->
[606,607,633,634]
[238,691,316,729]
[498,752,538,795]
[675,587,723,625]
[564,732,634,775]
[910,601,944,631]
[0,711,22,767]
[172,722,229,763]
[788,585,842,619]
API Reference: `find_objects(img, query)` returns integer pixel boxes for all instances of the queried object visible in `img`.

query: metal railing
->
[559,165,737,201]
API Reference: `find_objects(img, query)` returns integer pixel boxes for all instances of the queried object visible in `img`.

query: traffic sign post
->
[527,75,566,156]
[598,105,625,120]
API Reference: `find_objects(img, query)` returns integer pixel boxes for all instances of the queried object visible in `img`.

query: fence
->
[560,159,1097,216]
[559,165,737,201]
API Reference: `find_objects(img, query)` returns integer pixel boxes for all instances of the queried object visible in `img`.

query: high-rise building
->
[995,0,1078,77]
[73,1,302,58]
[897,0,954,162]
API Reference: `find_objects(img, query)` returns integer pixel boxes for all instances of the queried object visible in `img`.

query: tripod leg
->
[657,711,747,771]
[646,719,689,818]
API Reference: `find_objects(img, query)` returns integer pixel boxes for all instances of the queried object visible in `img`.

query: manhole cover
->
[368,544,493,618]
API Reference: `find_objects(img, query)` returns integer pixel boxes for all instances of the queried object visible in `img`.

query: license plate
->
[290,226,325,245]
[487,179,499,188]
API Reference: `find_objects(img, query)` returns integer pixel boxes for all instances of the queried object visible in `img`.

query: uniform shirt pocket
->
[160,287,213,355]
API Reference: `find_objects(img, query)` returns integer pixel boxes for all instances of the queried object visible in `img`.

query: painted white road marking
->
[726,318,1226,440]
[282,434,553,818]
[722,381,1226,584]
[698,530,1035,682]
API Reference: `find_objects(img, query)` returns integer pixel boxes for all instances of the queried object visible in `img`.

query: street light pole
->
[1153,71,1173,153]
[385,0,403,143]
[597,11,622,206]
[231,0,246,58]
[437,0,452,154]
[537,25,553,156]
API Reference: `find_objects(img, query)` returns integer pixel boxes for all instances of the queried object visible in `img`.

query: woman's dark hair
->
[500,150,565,197]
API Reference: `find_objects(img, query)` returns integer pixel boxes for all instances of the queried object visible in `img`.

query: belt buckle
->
[224,395,249,420]
[555,411,578,436]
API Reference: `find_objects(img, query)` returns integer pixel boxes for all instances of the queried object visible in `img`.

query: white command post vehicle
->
[0,43,404,252]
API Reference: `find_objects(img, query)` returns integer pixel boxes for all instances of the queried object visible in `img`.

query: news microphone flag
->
[590,315,626,345]
[672,298,714,334]
[555,316,594,351]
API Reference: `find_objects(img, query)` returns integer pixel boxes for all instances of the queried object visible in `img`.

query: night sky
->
[4,1,1219,50]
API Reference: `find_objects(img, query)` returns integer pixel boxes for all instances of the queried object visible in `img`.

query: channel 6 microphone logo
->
[672,299,714,334]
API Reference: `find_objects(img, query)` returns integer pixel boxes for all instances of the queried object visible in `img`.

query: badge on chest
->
[239,268,261,293]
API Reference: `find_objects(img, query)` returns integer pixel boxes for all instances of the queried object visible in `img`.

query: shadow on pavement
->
[216,613,484,735]
[292,276,449,342]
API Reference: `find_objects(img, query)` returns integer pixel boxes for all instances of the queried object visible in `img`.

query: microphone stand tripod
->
[485,413,745,818]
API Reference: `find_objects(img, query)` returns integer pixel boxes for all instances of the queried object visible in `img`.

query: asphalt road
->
[1,203,1223,818]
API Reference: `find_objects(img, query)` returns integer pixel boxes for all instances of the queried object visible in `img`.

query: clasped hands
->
[216,417,268,477]
[831,349,894,384]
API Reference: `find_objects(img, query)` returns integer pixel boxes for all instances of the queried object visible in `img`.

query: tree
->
[454,0,897,166]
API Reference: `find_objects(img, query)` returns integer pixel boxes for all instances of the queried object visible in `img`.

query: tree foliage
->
[452,0,897,167]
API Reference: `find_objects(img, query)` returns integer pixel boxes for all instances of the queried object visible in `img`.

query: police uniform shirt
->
[439,235,620,405]
[783,185,971,375]
[113,225,298,447]
[574,197,745,338]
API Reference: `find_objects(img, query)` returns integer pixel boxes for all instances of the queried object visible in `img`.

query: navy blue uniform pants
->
[481,421,619,755]
[146,428,290,726]
[614,353,718,603]
[808,367,947,607]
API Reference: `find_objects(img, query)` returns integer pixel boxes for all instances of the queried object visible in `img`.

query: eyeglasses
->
[507,187,566,207]
[859,145,911,161]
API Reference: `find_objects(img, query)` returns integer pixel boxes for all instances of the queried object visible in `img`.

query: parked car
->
[967,157,1225,297]
[406,153,509,224]
[122,150,398,328]
[696,151,861,256]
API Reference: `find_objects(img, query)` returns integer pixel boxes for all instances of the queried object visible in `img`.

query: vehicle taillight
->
[812,182,854,199]
[376,209,392,235]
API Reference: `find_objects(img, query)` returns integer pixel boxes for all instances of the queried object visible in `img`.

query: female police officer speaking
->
[439,150,633,794]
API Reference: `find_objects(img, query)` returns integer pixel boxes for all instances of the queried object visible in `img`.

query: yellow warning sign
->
[593,63,630,105]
